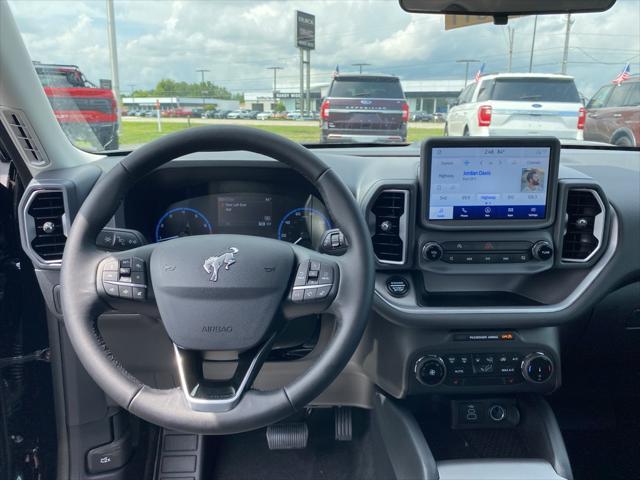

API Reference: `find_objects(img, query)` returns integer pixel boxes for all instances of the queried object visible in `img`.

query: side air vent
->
[0,108,49,167]
[371,189,408,264]
[26,190,67,263]
[562,188,605,262]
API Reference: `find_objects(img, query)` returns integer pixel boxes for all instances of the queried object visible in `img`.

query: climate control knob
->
[422,242,443,262]
[521,352,554,383]
[415,356,446,386]
[531,240,554,261]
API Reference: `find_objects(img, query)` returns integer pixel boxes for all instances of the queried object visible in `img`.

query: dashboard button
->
[386,276,409,297]
[532,241,554,261]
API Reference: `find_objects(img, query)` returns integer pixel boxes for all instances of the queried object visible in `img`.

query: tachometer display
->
[277,207,331,248]
[155,207,212,242]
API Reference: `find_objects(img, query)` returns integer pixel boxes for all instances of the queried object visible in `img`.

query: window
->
[587,85,614,109]
[476,80,494,102]
[329,77,405,99]
[607,83,633,108]
[623,83,640,107]
[490,78,581,103]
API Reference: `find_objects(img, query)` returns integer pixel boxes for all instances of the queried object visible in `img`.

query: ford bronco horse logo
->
[203,247,238,282]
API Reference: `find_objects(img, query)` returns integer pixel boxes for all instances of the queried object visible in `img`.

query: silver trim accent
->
[372,189,409,266]
[374,208,618,316]
[562,188,606,263]
[103,280,147,289]
[292,283,333,290]
[22,188,66,267]
[173,341,271,413]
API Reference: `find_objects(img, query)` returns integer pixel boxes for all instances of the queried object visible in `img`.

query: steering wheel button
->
[310,261,321,272]
[102,271,118,282]
[131,271,145,284]
[303,287,317,301]
[316,285,331,299]
[132,287,146,301]
[291,289,304,303]
[103,258,119,271]
[119,267,131,276]
[118,285,133,299]
[308,269,319,279]
[119,258,132,269]
[294,262,309,286]
[104,283,118,297]
[319,265,333,284]
[132,257,145,271]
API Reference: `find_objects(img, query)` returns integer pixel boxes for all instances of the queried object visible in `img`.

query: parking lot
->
[120,117,445,148]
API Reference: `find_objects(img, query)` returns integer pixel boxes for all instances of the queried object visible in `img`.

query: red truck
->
[33,62,119,150]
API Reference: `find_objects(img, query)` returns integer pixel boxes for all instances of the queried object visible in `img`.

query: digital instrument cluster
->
[152,193,332,249]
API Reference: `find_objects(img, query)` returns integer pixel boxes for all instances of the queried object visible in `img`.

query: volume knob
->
[531,241,553,261]
[422,242,443,261]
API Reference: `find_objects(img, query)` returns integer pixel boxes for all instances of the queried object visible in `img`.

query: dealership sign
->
[295,10,315,50]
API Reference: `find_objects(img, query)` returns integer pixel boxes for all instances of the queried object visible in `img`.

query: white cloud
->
[8,0,640,97]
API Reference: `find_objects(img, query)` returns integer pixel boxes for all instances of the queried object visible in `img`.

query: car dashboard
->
[16,142,640,404]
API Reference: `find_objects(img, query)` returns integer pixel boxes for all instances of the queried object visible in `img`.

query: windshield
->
[8,0,640,151]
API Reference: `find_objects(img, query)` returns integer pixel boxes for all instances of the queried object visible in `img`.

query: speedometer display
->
[277,207,331,248]
[155,207,212,242]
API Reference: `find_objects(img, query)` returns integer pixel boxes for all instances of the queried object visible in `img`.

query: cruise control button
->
[119,267,131,276]
[294,262,309,286]
[118,285,133,299]
[316,285,331,299]
[308,269,319,279]
[291,289,304,303]
[132,287,146,301]
[119,258,132,269]
[319,265,333,284]
[310,261,321,272]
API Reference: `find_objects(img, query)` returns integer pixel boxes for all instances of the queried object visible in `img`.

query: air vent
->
[26,190,66,263]
[0,108,49,167]
[371,189,408,264]
[562,188,605,262]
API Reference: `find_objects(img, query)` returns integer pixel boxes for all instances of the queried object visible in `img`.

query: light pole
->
[196,69,210,108]
[456,59,481,87]
[529,16,538,72]
[352,63,371,74]
[267,66,283,105]
[561,14,574,74]
[106,0,121,125]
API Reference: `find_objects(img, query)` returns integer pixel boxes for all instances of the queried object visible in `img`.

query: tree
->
[130,79,239,100]
[273,101,286,113]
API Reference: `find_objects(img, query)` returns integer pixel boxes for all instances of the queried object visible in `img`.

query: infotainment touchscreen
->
[426,145,552,222]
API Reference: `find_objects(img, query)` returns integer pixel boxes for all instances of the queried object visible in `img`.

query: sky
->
[8,0,640,98]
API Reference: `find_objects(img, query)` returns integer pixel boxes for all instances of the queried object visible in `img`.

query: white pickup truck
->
[445,73,586,140]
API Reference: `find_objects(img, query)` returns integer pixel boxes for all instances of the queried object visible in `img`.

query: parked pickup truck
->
[320,74,409,144]
[34,62,119,150]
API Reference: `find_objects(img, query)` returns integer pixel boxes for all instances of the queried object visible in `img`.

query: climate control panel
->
[413,350,556,393]
[421,240,553,265]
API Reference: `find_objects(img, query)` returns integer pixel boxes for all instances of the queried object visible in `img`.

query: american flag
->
[612,63,631,84]
[332,65,340,79]
[474,63,485,82]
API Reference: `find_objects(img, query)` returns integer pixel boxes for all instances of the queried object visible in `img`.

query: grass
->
[119,119,444,147]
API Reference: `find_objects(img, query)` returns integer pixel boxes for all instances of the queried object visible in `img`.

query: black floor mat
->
[206,409,381,480]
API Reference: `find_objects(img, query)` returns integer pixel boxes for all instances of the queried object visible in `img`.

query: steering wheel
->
[60,126,374,434]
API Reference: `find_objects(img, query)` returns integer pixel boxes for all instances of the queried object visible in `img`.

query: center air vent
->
[26,190,67,263]
[561,188,605,262]
[371,189,408,264]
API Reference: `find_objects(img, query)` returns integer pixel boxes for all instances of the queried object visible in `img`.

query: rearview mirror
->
[399,0,615,17]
